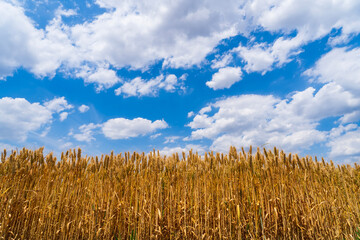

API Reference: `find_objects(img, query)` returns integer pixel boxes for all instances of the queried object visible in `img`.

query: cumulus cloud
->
[234,43,275,74]
[44,97,73,113]
[71,117,169,142]
[2,0,360,91]
[0,0,243,89]
[234,36,303,74]
[59,112,69,122]
[0,96,74,142]
[115,74,183,97]
[78,104,90,113]
[75,66,122,91]
[0,1,79,79]
[187,111,195,118]
[102,118,168,139]
[179,73,188,81]
[187,79,360,153]
[329,124,358,139]
[304,47,360,95]
[277,83,360,121]
[328,125,360,163]
[73,123,101,142]
[0,1,42,78]
[251,0,360,41]
[71,0,244,70]
[0,1,33,78]
[70,0,360,83]
[188,95,279,139]
[44,97,73,121]
[187,94,323,153]
[230,0,360,73]
[67,0,360,86]
[0,97,53,142]
[0,2,116,90]
[339,111,360,124]
[211,54,233,69]
[206,67,242,90]
[164,136,180,144]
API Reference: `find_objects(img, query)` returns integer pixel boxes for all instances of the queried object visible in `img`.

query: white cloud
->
[71,0,244,70]
[328,125,360,164]
[300,47,360,127]
[115,74,183,97]
[73,123,101,142]
[339,111,360,124]
[179,73,188,81]
[304,47,360,95]
[67,0,360,85]
[328,34,352,47]
[55,6,77,18]
[44,96,73,113]
[206,67,242,90]
[71,117,168,141]
[276,83,360,121]
[0,2,79,79]
[76,66,122,91]
[78,104,90,113]
[188,95,280,140]
[211,54,233,69]
[187,111,195,118]
[102,117,168,139]
[2,0,360,88]
[66,0,360,81]
[0,96,74,142]
[0,2,113,90]
[230,0,360,73]
[187,113,214,130]
[187,80,360,153]
[162,74,178,91]
[209,129,326,154]
[242,0,360,50]
[164,136,180,144]
[199,105,212,114]
[235,43,274,74]
[150,133,162,139]
[59,112,69,121]
[159,144,206,156]
[115,75,163,97]
[0,97,53,142]
[234,35,303,74]
[0,1,42,78]
[0,0,248,88]
[329,124,358,139]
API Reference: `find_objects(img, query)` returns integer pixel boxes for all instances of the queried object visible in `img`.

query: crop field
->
[0,147,360,239]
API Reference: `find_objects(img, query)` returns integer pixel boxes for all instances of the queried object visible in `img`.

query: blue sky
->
[1,0,360,163]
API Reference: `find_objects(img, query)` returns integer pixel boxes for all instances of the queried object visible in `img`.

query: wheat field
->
[0,146,359,239]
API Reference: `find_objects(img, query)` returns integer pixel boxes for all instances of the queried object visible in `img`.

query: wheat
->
[0,146,359,239]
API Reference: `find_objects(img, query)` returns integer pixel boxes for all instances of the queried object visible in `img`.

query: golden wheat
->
[0,146,359,239]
